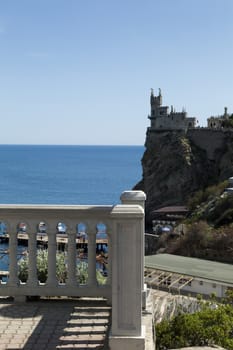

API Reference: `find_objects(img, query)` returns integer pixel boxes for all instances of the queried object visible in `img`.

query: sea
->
[0,145,144,272]
[0,145,144,205]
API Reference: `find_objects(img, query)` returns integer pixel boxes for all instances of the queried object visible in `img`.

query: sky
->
[0,0,232,145]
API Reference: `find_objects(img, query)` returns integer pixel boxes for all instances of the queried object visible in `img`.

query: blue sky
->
[0,0,232,145]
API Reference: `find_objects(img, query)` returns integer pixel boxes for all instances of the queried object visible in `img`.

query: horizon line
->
[0,143,144,147]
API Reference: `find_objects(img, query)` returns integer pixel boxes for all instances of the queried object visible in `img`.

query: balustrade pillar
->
[67,231,78,286]
[87,228,97,287]
[121,190,147,309]
[27,232,38,286]
[8,232,19,286]
[47,231,57,286]
[110,198,145,350]
[120,190,146,210]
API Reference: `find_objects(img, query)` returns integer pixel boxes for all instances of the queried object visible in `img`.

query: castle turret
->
[150,88,162,108]
[224,107,228,118]
[207,106,231,129]
[148,88,196,131]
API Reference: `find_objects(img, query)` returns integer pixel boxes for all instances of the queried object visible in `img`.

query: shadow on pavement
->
[0,297,111,350]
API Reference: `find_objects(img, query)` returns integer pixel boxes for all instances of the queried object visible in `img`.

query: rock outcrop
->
[134,128,233,226]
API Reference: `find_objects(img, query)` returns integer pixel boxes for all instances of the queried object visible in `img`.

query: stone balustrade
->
[0,190,146,350]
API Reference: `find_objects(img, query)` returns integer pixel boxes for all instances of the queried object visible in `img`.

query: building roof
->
[152,206,188,214]
[145,254,233,286]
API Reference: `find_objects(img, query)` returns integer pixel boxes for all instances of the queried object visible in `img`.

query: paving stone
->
[0,298,111,349]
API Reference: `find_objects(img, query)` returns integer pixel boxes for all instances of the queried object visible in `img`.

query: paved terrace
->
[0,297,111,350]
[0,295,153,350]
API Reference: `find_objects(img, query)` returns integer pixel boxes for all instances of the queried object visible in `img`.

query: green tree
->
[156,304,233,349]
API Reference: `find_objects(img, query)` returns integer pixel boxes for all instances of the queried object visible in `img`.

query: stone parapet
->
[0,191,147,350]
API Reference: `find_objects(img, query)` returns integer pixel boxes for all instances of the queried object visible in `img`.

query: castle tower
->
[148,88,196,131]
[150,88,162,108]
[148,88,169,129]
[224,107,229,118]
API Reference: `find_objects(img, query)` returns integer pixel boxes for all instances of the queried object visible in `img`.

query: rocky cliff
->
[134,128,233,226]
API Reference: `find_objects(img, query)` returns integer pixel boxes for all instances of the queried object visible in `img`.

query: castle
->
[148,89,231,132]
[148,89,196,131]
[207,107,230,128]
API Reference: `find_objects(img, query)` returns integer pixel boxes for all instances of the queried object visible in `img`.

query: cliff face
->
[134,129,233,225]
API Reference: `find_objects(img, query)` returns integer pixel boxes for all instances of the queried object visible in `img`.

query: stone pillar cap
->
[120,191,146,202]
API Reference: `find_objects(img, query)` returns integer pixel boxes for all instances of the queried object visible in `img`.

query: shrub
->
[18,249,107,284]
[214,208,233,227]
[188,181,228,211]
[207,196,233,224]
[18,249,66,283]
[156,303,233,349]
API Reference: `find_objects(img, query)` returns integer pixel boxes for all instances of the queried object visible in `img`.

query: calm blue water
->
[0,145,144,205]
[0,145,144,273]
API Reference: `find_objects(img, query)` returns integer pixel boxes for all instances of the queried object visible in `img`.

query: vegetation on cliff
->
[221,114,233,128]
[134,127,233,260]
[155,181,233,263]
[156,296,233,349]
[134,129,233,228]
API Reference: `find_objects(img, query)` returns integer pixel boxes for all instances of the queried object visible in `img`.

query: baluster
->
[106,229,111,286]
[8,231,19,286]
[46,231,57,286]
[27,231,38,286]
[67,231,77,286]
[87,225,97,287]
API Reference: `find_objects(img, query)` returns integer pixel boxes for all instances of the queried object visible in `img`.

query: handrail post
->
[121,190,147,309]
[110,193,146,350]
[120,190,146,210]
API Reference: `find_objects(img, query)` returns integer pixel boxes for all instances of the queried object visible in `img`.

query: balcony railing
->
[0,190,146,350]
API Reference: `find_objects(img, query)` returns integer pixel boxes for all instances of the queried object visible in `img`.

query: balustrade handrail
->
[0,190,146,344]
[0,204,117,299]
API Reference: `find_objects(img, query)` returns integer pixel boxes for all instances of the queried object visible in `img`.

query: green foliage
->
[18,256,29,282]
[96,270,107,285]
[18,249,67,283]
[170,221,233,262]
[156,303,233,349]
[203,195,233,228]
[171,221,212,257]
[18,249,107,284]
[221,118,233,128]
[214,208,233,227]
[186,181,233,229]
[188,190,206,211]
[196,294,203,301]
[188,181,228,211]
[225,289,233,304]
[77,261,88,284]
